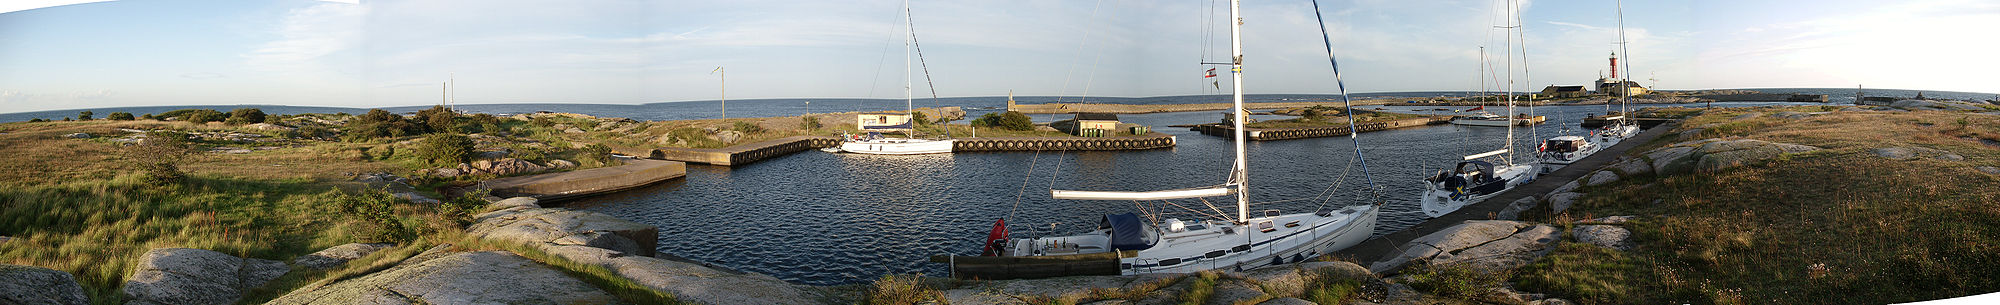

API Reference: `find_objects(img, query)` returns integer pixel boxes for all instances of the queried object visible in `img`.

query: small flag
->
[1205,68,1217,78]
[1466,105,1484,112]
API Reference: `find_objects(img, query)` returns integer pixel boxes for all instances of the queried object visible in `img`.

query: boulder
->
[1546,181,1581,199]
[1675,128,1705,141]
[291,243,396,270]
[264,251,620,305]
[1258,298,1316,305]
[1871,147,1964,161]
[123,248,290,305]
[432,167,462,178]
[478,158,548,176]
[0,264,89,305]
[1206,280,1272,305]
[1580,215,1636,224]
[245,123,295,131]
[489,197,541,211]
[716,130,745,144]
[1497,196,1537,221]
[1643,146,1697,175]
[549,159,578,169]
[1691,139,1820,172]
[1546,192,1584,214]
[1582,171,1619,187]
[1609,157,1653,177]
[1573,225,1634,250]
[564,127,587,134]
[469,208,658,257]
[1978,166,2000,175]
[64,132,92,139]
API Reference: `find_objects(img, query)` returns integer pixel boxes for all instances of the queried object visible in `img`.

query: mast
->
[1615,0,1631,124]
[903,0,916,138]
[1503,0,1516,164]
[1228,0,1248,223]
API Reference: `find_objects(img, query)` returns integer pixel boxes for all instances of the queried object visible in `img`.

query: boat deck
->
[1334,121,1678,269]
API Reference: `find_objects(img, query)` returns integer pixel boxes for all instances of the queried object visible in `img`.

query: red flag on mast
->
[1466,105,1485,112]
[1204,68,1217,78]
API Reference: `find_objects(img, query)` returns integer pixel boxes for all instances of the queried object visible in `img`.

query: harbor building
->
[1539,85,1589,98]
[856,111,913,131]
[1594,52,1649,97]
[1051,113,1123,136]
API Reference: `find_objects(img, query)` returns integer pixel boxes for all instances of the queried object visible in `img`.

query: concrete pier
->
[648,136,841,167]
[478,158,688,202]
[953,133,1176,152]
[1332,121,1679,268]
[1193,117,1449,141]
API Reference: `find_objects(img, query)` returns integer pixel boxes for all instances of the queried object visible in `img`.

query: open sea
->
[5,88,1991,285]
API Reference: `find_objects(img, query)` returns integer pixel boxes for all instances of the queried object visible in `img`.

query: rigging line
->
[1079,0,1125,104]
[1159,198,1229,223]
[1310,0,1382,202]
[866,6,904,99]
[1008,149,1046,223]
[906,1,945,136]
[1513,0,1537,151]
[1055,0,1110,103]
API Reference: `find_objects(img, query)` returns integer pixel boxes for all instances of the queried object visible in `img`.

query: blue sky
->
[2,0,1996,113]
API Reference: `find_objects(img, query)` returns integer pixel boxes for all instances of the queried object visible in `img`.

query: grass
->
[1400,262,1509,300]
[0,118,674,304]
[1519,106,2000,304]
[860,274,945,305]
[1177,271,1222,305]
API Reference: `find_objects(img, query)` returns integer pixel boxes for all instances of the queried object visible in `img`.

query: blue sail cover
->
[1101,213,1155,251]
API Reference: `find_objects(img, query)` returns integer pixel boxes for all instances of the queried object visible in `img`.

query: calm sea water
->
[0,90,1972,285]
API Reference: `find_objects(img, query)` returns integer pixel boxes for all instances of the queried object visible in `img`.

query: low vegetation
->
[1519,106,2000,304]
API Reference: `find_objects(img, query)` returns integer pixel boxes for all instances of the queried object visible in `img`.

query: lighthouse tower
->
[1609,52,1619,79]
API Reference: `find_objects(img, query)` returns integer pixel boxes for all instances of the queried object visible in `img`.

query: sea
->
[3,88,1992,285]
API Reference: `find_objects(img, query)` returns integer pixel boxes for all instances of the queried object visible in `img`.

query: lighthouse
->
[1609,52,1619,79]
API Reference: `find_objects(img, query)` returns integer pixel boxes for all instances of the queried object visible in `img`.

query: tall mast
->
[1228,0,1249,223]
[1503,0,1516,164]
[1616,0,1630,123]
[903,0,916,137]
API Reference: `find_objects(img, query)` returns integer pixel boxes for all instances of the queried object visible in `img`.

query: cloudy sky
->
[2,0,1996,113]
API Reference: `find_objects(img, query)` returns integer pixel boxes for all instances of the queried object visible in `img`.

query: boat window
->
[1205,250,1227,258]
[1183,223,1207,231]
[1284,221,1300,228]
[1158,258,1182,266]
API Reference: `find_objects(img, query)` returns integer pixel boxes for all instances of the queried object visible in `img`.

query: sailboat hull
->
[936,206,1381,279]
[839,138,955,155]
[1420,164,1532,217]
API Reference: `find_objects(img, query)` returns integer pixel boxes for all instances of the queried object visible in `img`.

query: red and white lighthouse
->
[1608,52,1619,79]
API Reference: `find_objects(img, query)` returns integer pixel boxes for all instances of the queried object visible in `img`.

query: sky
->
[2,0,1996,113]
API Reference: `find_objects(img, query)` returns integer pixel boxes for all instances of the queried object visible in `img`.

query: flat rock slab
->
[602,255,825,305]
[1871,147,1965,161]
[1370,220,1561,274]
[0,264,88,305]
[123,248,288,305]
[469,207,658,257]
[266,251,620,305]
[1205,280,1271,305]
[292,243,395,270]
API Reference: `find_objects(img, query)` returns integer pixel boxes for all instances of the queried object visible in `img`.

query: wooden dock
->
[647,133,1178,166]
[1192,117,1449,141]
[1332,121,1679,270]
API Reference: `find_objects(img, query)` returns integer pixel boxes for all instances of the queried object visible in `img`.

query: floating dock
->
[1192,117,1448,141]
[647,133,1178,166]
[1332,121,1678,270]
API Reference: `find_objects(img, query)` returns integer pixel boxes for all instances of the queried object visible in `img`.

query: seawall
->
[648,133,1179,166]
[1193,117,1448,141]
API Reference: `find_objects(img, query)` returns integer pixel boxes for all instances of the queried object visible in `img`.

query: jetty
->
[477,158,688,202]
[1333,121,1679,268]
[647,133,1178,166]
[1192,117,1448,141]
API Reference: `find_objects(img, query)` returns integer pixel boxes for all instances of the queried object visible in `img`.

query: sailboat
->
[1589,0,1643,146]
[840,0,955,155]
[937,0,1379,278]
[1419,0,1538,218]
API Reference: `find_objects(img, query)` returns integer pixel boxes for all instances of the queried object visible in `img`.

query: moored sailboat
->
[937,0,1381,279]
[1418,0,1538,218]
[840,0,954,155]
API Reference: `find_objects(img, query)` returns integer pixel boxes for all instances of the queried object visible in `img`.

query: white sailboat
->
[1419,0,1538,218]
[940,0,1379,278]
[1592,0,1643,146]
[840,0,954,155]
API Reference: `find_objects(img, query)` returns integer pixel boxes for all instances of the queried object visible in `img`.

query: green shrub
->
[997,111,1034,131]
[415,133,475,167]
[107,112,135,120]
[77,111,93,120]
[1402,262,1506,299]
[414,106,456,133]
[125,131,194,186]
[346,109,422,140]
[226,108,267,125]
[578,144,613,166]
[140,113,156,120]
[864,275,944,305]
[531,116,555,128]
[28,118,46,123]
[160,109,228,123]
[910,111,929,126]
[801,116,823,130]
[732,121,765,134]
